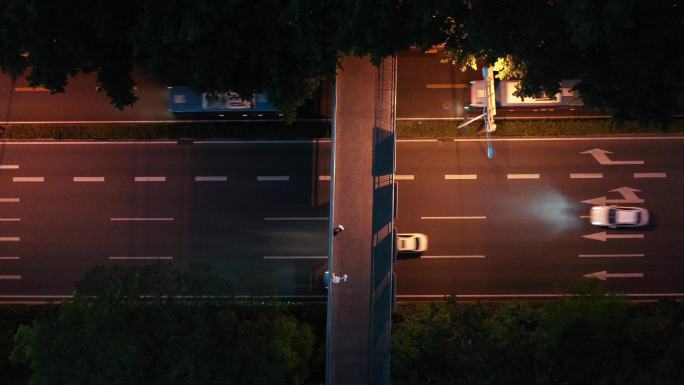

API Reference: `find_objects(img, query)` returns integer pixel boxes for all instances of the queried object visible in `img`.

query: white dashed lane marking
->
[634,172,666,178]
[12,177,44,182]
[507,174,540,179]
[110,218,174,222]
[195,176,228,182]
[134,176,166,182]
[395,174,415,180]
[445,174,477,180]
[0,165,19,170]
[257,176,289,181]
[0,198,19,203]
[73,177,105,182]
[570,173,603,179]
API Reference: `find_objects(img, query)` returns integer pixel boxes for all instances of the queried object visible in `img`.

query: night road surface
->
[1,137,683,301]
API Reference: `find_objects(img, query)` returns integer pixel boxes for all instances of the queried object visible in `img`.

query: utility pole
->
[458,66,497,158]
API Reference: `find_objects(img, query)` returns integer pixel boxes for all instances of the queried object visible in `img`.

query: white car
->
[590,206,649,228]
[396,233,428,253]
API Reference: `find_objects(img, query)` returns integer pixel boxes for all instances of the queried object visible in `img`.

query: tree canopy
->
[0,0,681,124]
[11,264,319,385]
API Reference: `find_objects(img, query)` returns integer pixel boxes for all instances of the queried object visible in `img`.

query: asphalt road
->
[0,141,331,300]
[1,51,605,123]
[1,137,682,301]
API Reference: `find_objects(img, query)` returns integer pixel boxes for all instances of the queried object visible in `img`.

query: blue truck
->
[168,86,280,118]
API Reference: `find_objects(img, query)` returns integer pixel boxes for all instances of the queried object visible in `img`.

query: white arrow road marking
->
[581,148,645,165]
[584,271,644,280]
[582,186,645,205]
[582,231,644,241]
[579,254,644,258]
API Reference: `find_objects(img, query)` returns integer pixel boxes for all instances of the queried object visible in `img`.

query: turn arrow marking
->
[582,186,645,205]
[584,271,644,281]
[582,231,644,241]
[581,148,645,165]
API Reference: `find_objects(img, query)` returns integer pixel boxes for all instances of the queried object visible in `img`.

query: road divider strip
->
[0,275,21,280]
[395,174,415,181]
[73,177,105,182]
[257,176,290,181]
[507,174,540,179]
[0,218,20,222]
[634,172,667,178]
[570,173,603,179]
[579,254,645,258]
[0,198,19,203]
[420,216,486,220]
[263,256,327,260]
[319,175,331,181]
[109,256,173,260]
[135,176,166,182]
[194,176,228,182]
[264,217,329,221]
[445,174,477,180]
[0,165,19,170]
[421,255,485,259]
[110,217,174,222]
[0,256,20,260]
[0,237,20,242]
[13,177,44,182]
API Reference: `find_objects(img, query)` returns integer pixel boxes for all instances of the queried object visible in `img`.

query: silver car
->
[396,233,429,253]
[590,206,649,228]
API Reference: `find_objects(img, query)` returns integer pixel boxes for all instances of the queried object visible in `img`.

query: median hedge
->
[2,118,684,141]
[0,121,331,140]
[396,118,684,138]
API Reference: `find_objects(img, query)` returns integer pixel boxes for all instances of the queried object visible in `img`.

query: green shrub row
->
[0,121,331,140]
[396,118,684,138]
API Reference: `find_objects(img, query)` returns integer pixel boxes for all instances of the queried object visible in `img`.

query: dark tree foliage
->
[0,0,681,124]
[11,264,317,385]
[391,283,684,385]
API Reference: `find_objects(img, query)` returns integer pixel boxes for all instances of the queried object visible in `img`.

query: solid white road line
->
[319,175,331,181]
[257,176,290,181]
[579,254,645,258]
[195,176,228,182]
[570,173,603,179]
[0,275,21,280]
[507,174,540,179]
[73,177,105,182]
[445,174,477,180]
[580,215,590,219]
[109,256,173,260]
[264,217,329,221]
[13,177,44,182]
[0,256,20,260]
[420,216,486,220]
[0,237,20,242]
[0,165,19,170]
[421,255,485,259]
[634,172,667,178]
[0,218,20,222]
[395,174,415,180]
[396,293,684,299]
[110,217,174,222]
[135,176,166,182]
[0,198,20,203]
[263,256,327,260]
